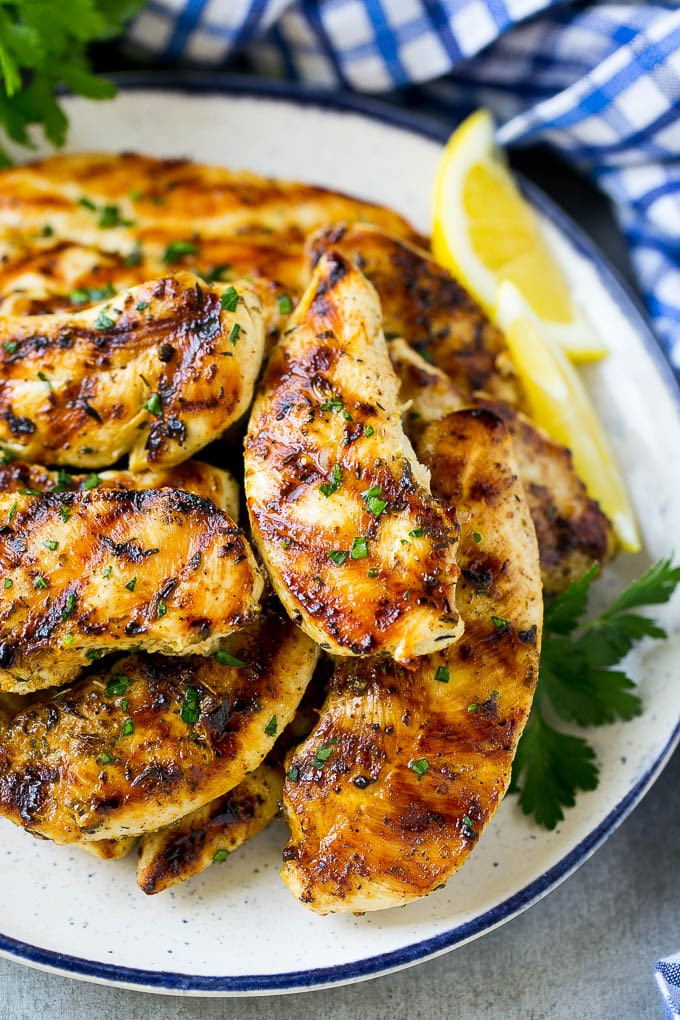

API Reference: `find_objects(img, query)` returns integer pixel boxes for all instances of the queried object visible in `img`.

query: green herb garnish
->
[320,463,343,498]
[214,650,246,668]
[213,849,230,863]
[264,715,277,737]
[350,537,369,560]
[33,576,47,589]
[512,557,680,830]
[124,577,137,592]
[61,593,75,621]
[409,758,429,780]
[3,578,12,589]
[95,310,114,330]
[105,674,130,697]
[277,294,293,315]
[164,240,198,264]
[143,392,162,416]
[328,550,348,566]
[121,718,134,737]
[220,286,239,312]
[363,424,374,437]
[180,687,201,725]
[43,539,58,551]
[435,665,450,684]
[2,341,17,354]
[80,473,100,490]
[362,485,387,517]
[229,323,241,345]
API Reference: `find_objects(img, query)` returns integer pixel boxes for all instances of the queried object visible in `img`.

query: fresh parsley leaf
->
[0,1,144,163]
[512,557,680,829]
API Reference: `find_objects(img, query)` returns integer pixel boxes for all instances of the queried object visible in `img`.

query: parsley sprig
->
[0,1,144,163]
[511,556,680,830]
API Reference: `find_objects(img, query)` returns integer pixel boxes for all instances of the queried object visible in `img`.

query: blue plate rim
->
[1,71,678,995]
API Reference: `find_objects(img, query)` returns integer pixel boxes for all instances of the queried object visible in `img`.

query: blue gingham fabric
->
[123,0,680,380]
[657,952,680,1020]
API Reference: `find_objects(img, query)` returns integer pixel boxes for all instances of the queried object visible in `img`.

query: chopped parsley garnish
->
[102,565,112,577]
[143,392,162,416]
[95,310,115,330]
[362,485,387,517]
[80,473,101,490]
[512,557,680,830]
[2,341,17,354]
[3,578,12,589]
[320,463,342,498]
[0,448,16,465]
[409,528,424,538]
[33,576,47,589]
[157,602,167,618]
[7,501,17,524]
[124,247,143,267]
[69,283,115,305]
[435,665,450,683]
[229,323,241,345]
[136,301,149,312]
[97,203,132,229]
[367,568,377,578]
[363,424,374,438]
[277,294,293,315]
[287,767,300,783]
[164,240,199,264]
[100,751,116,765]
[121,718,134,737]
[320,398,343,413]
[180,687,201,725]
[124,577,137,592]
[43,539,58,551]
[467,703,478,713]
[264,715,277,737]
[105,674,131,697]
[78,197,96,211]
[213,849,230,863]
[462,815,475,833]
[328,549,348,566]
[53,469,73,492]
[61,593,75,621]
[350,537,369,560]
[491,615,510,628]
[220,286,239,312]
[203,265,229,283]
[409,758,429,780]
[312,745,333,770]
[63,633,74,645]
[18,488,41,496]
[59,505,71,523]
[473,532,482,544]
[214,650,246,668]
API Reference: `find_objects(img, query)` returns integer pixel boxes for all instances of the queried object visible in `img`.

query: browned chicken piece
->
[0,460,240,520]
[0,271,264,471]
[306,223,522,406]
[281,409,542,913]
[0,488,263,693]
[0,154,422,326]
[80,837,137,861]
[245,251,463,663]
[137,761,283,894]
[390,339,615,592]
[0,601,318,843]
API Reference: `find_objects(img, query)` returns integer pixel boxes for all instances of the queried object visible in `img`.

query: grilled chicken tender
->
[137,761,283,894]
[245,251,463,662]
[0,603,318,843]
[0,488,263,693]
[0,460,240,520]
[390,339,615,592]
[0,271,264,470]
[0,153,422,324]
[281,409,542,913]
[307,223,522,406]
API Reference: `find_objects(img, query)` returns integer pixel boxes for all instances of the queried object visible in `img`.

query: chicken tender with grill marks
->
[0,602,318,843]
[281,409,542,913]
[0,271,264,471]
[137,761,283,894]
[0,488,263,693]
[307,223,522,406]
[0,460,240,521]
[245,251,463,663]
[390,339,615,593]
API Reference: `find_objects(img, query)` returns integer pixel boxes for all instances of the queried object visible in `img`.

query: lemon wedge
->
[496,281,640,552]
[432,109,608,363]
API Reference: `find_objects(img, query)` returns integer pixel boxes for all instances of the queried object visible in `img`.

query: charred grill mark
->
[98,536,160,562]
[5,409,36,437]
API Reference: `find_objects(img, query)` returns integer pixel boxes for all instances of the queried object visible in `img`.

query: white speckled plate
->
[1,77,679,996]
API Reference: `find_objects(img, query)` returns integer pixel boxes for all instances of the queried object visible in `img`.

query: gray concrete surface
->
[1,747,677,1019]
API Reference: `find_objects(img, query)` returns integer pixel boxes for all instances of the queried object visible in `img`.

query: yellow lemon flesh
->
[496,281,640,552]
[432,109,608,362]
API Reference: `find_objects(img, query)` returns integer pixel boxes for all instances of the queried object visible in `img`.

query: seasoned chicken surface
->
[137,761,283,894]
[282,409,542,913]
[307,224,522,406]
[245,251,463,662]
[0,271,264,470]
[0,488,263,693]
[80,836,137,860]
[0,602,318,842]
[390,339,615,592]
[0,460,240,520]
[0,154,422,330]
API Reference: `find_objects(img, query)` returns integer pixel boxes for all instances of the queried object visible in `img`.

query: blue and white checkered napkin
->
[657,952,680,1020]
[124,0,680,381]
